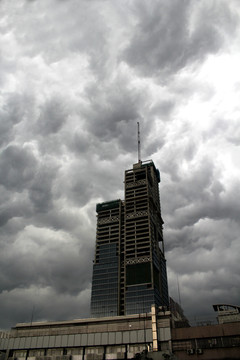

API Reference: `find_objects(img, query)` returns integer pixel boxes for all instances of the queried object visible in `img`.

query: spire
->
[137,122,141,163]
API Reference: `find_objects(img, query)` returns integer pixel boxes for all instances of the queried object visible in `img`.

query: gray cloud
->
[36,97,68,135]
[83,81,142,141]
[0,145,37,191]
[0,228,92,294]
[123,0,238,79]
[28,164,56,212]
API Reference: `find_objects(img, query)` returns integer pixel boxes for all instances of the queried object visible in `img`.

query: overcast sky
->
[1,0,240,330]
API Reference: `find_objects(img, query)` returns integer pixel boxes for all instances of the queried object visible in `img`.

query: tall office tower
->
[91,160,169,317]
[124,161,168,315]
[91,200,124,317]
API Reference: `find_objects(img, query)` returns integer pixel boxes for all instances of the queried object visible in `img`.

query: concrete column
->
[3,350,9,360]
[151,305,158,351]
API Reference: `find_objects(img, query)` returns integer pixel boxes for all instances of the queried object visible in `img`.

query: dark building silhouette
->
[91,160,169,317]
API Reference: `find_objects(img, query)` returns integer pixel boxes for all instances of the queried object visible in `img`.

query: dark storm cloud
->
[162,151,240,233]
[36,96,68,135]
[0,144,58,222]
[3,0,110,69]
[160,140,240,318]
[84,82,142,141]
[0,93,35,149]
[80,75,167,162]
[63,164,96,207]
[0,196,32,228]
[123,0,238,78]
[28,164,56,212]
[162,157,220,230]
[167,216,240,319]
[0,229,92,295]
[0,286,91,328]
[0,145,37,191]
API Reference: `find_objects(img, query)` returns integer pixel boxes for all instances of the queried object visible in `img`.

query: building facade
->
[0,306,173,360]
[91,160,169,317]
[171,321,240,359]
[1,307,240,360]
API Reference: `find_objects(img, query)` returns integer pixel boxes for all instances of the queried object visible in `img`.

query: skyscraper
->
[91,160,169,317]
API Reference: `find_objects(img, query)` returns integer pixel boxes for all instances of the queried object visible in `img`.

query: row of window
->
[91,311,118,317]
[91,302,118,309]
[173,336,240,350]
[97,256,118,263]
[93,262,118,270]
[91,289,118,296]
[92,278,118,286]
[126,296,155,305]
[125,304,153,314]
[12,344,149,358]
[92,270,118,277]
[92,272,118,279]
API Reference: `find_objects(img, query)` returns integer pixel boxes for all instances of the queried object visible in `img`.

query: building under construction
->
[91,160,169,317]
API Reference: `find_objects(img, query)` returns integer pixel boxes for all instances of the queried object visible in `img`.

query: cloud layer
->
[0,0,240,329]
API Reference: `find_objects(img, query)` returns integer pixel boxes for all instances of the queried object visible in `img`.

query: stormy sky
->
[1,0,240,330]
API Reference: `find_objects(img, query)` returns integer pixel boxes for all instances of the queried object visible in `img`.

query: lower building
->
[169,297,190,328]
[1,306,240,360]
[0,306,172,360]
[171,321,240,359]
[213,303,240,324]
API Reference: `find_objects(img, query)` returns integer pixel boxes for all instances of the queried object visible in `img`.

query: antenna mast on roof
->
[177,274,182,306]
[137,122,141,163]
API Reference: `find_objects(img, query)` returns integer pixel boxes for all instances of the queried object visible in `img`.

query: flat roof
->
[14,313,152,329]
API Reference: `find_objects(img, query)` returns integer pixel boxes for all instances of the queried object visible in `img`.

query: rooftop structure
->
[213,304,240,324]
